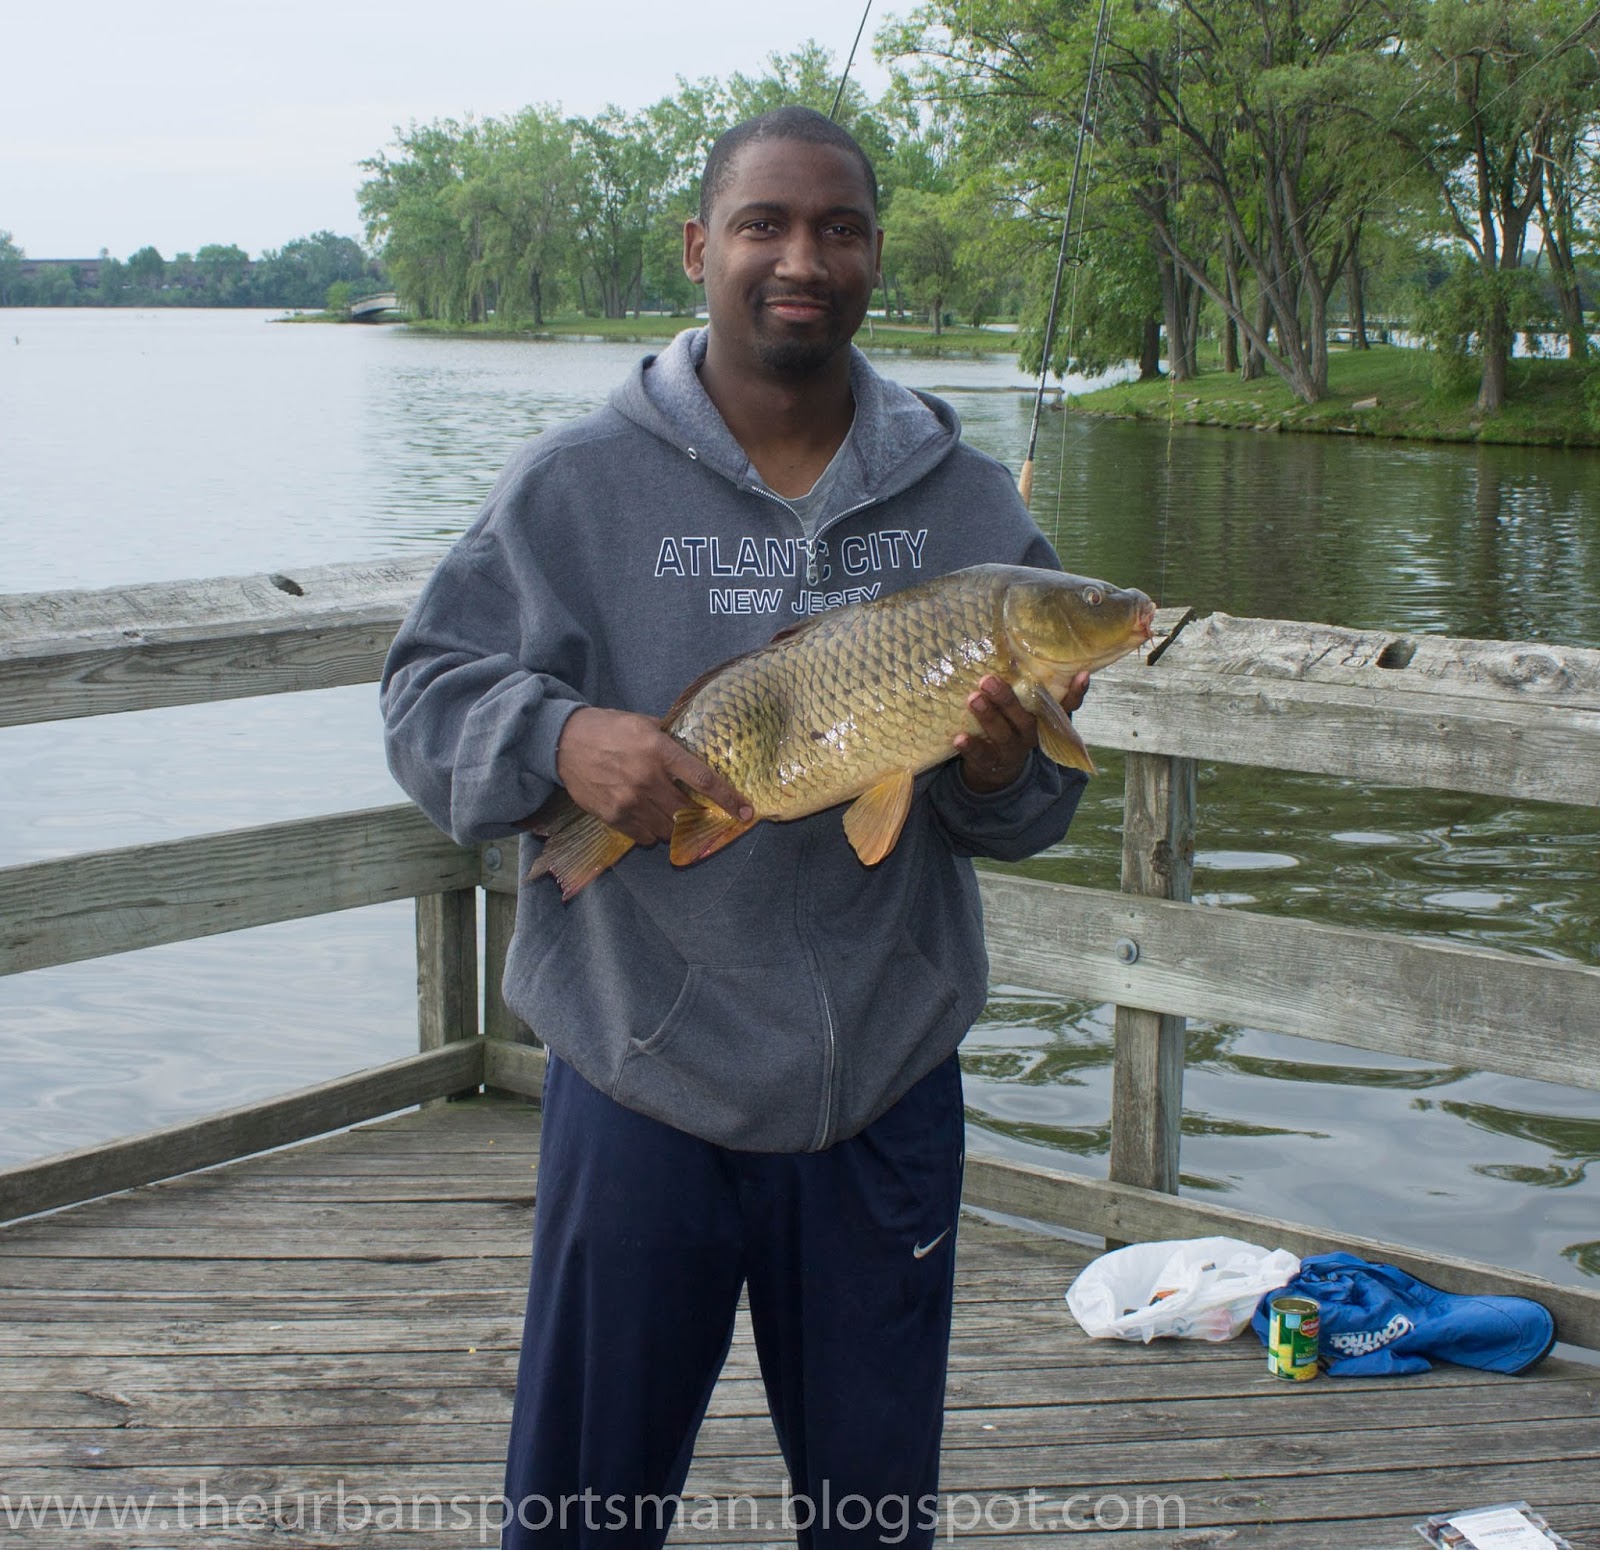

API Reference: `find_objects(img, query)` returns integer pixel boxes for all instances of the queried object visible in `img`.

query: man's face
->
[684,138,883,380]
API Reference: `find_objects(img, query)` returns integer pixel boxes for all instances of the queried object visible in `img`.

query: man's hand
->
[556,707,754,846]
[952,672,1090,793]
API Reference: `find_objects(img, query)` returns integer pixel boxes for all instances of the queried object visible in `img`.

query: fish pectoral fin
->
[523,794,636,900]
[670,799,757,867]
[1018,674,1097,775]
[842,770,915,867]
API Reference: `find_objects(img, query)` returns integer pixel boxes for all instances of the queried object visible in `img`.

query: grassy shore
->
[399,312,1018,355]
[1070,344,1599,448]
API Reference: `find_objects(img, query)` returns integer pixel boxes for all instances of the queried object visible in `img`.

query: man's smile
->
[762,294,833,322]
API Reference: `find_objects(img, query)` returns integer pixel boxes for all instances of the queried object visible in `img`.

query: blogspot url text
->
[3,1481,1188,1542]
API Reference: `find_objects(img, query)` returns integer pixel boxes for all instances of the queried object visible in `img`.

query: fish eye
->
[1082,586,1103,606]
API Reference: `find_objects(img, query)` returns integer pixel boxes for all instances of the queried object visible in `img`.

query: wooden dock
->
[5,565,1600,1547]
[2,1094,1598,1550]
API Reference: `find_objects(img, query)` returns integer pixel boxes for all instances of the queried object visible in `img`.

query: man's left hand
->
[953,672,1090,793]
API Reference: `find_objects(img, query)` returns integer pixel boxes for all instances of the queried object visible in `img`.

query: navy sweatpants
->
[501,1052,965,1549]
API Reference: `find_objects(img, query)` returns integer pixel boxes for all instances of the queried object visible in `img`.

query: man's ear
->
[873,227,885,288]
[683,218,707,284]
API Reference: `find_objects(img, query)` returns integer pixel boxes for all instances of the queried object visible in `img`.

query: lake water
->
[2,308,1598,1292]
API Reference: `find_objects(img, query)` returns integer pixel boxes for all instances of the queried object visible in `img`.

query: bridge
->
[348,291,402,322]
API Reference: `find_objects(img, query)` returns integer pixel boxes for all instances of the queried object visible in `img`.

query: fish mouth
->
[1136,597,1157,640]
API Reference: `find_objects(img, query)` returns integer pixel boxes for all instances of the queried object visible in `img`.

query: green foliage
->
[1414,263,1542,390]
[0,231,23,305]
[1583,361,1600,433]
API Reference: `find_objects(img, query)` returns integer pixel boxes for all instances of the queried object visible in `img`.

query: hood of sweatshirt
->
[610,326,962,511]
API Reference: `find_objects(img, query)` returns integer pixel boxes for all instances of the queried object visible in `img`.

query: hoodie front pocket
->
[613,961,830,1152]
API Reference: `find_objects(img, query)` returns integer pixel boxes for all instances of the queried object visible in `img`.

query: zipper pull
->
[805,543,820,586]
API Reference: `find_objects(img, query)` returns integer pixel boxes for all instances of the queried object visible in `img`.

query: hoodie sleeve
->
[926,752,1087,862]
[380,522,589,848]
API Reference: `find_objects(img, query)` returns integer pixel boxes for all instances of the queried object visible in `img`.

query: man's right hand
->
[555,707,754,847]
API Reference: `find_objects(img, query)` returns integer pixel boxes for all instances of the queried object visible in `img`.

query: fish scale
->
[669,569,1005,817]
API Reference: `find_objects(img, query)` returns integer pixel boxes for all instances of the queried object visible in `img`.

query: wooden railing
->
[3,560,1599,1347]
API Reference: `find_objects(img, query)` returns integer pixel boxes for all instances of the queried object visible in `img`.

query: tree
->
[362,122,482,321]
[0,232,23,305]
[260,231,370,308]
[571,109,673,318]
[1394,0,1600,409]
[455,107,579,325]
[125,245,166,293]
[886,187,962,332]
[195,243,251,303]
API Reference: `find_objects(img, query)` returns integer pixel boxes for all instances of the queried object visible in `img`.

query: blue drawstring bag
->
[1252,1252,1556,1377]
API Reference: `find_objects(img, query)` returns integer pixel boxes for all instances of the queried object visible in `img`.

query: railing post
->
[416,887,480,1102]
[1108,752,1196,1211]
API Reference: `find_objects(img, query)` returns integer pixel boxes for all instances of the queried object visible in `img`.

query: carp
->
[527,563,1155,898]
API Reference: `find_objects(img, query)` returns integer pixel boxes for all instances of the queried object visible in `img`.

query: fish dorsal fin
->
[660,615,831,726]
[1016,674,1096,775]
[766,613,832,647]
[842,769,915,867]
[670,797,758,867]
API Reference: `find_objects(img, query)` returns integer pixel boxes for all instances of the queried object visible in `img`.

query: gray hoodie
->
[381,329,1085,1151]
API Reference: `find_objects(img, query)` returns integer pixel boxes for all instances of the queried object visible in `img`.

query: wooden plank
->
[482,1038,548,1102]
[0,557,436,727]
[963,1153,1600,1349]
[414,890,478,1111]
[0,1043,484,1224]
[0,806,477,978]
[1154,611,1600,705]
[1108,752,1195,1199]
[978,872,1600,1091]
[1078,623,1600,805]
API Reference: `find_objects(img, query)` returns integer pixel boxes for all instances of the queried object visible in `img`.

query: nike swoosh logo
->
[912,1228,951,1260]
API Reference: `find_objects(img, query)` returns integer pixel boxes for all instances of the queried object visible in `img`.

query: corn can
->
[1267,1295,1320,1381]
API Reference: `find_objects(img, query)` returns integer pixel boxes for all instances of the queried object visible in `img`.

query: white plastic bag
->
[1066,1236,1301,1343]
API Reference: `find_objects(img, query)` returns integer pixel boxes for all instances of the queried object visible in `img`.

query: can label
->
[1267,1295,1320,1380]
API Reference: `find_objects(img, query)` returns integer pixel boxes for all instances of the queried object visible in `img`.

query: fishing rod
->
[1018,0,1113,508]
[830,0,873,121]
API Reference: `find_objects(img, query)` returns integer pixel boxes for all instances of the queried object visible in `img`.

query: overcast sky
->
[3,0,899,259]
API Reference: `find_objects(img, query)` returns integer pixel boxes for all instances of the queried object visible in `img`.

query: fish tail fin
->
[670,797,757,867]
[523,793,635,900]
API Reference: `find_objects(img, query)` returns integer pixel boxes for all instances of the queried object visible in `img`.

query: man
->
[381,107,1089,1548]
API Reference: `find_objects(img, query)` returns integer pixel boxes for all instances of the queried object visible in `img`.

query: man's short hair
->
[698,106,879,225]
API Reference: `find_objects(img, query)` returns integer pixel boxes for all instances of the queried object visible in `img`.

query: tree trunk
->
[1139,318,1163,381]
[531,271,544,327]
[1160,256,1200,382]
[1348,259,1369,349]
[1242,295,1269,381]
[1477,294,1510,412]
[931,295,943,336]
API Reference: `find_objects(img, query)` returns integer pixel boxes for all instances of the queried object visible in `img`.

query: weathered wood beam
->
[0,805,477,978]
[979,872,1600,1093]
[0,557,437,727]
[1108,752,1196,1198]
[483,1037,548,1101]
[1079,612,1600,806]
[416,889,478,1053]
[963,1152,1600,1350]
[0,1041,485,1223]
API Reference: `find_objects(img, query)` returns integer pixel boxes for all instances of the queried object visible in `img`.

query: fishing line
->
[830,0,874,122]
[1018,0,1113,508]
[1052,94,1103,542]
